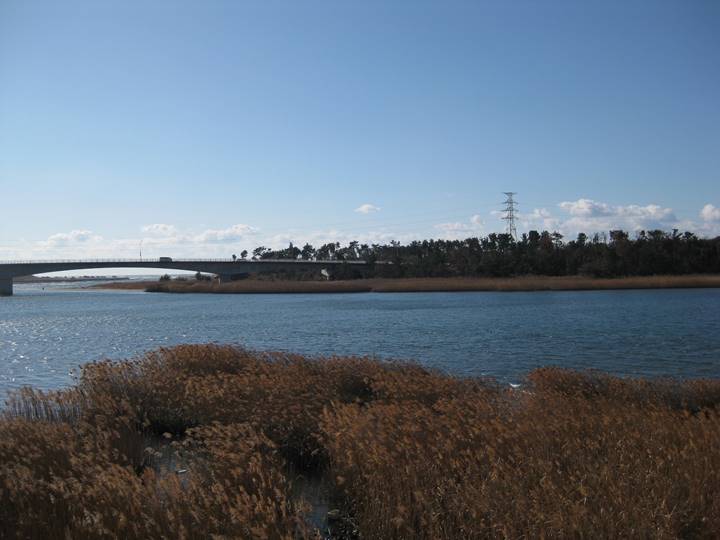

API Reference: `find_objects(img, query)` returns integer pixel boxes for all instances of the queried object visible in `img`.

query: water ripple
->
[1,285,719,397]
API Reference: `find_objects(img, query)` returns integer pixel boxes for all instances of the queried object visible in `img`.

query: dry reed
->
[91,274,720,294]
[2,345,720,538]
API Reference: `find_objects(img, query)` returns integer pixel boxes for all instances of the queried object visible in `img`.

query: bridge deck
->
[0,258,370,265]
[0,258,378,296]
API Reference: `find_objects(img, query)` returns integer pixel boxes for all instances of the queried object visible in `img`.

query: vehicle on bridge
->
[159,257,173,262]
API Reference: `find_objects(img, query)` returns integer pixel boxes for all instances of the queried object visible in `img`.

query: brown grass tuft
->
[2,345,720,538]
[92,274,720,294]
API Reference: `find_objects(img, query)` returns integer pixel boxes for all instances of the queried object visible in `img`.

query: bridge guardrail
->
[0,258,376,265]
[0,258,234,264]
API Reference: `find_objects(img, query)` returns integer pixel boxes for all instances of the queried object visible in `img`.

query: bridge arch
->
[0,258,373,296]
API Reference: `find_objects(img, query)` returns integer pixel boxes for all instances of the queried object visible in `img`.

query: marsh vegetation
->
[92,274,720,294]
[2,345,720,538]
[142,275,720,294]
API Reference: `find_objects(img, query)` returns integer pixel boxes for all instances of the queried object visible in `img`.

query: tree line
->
[236,229,720,279]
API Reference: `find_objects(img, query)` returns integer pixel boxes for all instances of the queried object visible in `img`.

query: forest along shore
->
[90,274,720,294]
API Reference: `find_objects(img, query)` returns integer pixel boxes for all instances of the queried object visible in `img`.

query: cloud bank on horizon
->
[1,198,718,262]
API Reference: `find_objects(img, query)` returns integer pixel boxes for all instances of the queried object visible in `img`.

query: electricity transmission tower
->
[501,192,518,239]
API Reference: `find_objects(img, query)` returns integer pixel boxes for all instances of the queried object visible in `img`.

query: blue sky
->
[1,0,719,263]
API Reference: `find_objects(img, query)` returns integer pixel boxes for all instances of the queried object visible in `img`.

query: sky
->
[1,0,719,267]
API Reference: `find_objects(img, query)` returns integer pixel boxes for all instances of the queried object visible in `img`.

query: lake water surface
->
[1,284,719,397]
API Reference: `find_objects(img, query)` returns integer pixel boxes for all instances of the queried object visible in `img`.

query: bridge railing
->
[0,258,375,265]
[0,258,234,264]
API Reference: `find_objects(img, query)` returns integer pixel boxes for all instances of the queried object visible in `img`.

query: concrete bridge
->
[0,258,376,296]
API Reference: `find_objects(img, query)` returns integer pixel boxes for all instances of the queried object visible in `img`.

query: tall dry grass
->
[92,274,720,294]
[323,374,720,538]
[2,345,720,538]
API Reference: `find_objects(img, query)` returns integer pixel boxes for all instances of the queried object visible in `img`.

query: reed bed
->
[92,274,720,294]
[2,345,720,538]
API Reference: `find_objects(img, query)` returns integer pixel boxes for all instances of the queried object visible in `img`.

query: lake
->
[1,283,719,397]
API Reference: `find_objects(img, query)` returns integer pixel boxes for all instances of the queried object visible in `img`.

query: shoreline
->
[88,274,720,294]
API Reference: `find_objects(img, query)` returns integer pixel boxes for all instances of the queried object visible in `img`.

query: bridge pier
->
[0,277,12,296]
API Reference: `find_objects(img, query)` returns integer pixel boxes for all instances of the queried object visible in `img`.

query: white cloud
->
[616,204,676,222]
[354,203,381,214]
[138,223,259,245]
[559,199,675,224]
[559,198,613,217]
[483,198,704,239]
[16,223,262,260]
[435,222,468,232]
[512,208,560,233]
[193,224,258,244]
[700,204,720,222]
[142,223,178,237]
[44,230,102,247]
[434,214,485,239]
[554,199,677,236]
[9,199,720,263]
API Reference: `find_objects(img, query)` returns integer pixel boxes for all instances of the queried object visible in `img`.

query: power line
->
[502,192,518,239]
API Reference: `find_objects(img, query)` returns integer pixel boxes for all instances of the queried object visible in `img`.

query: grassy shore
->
[92,274,720,294]
[3,344,720,538]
